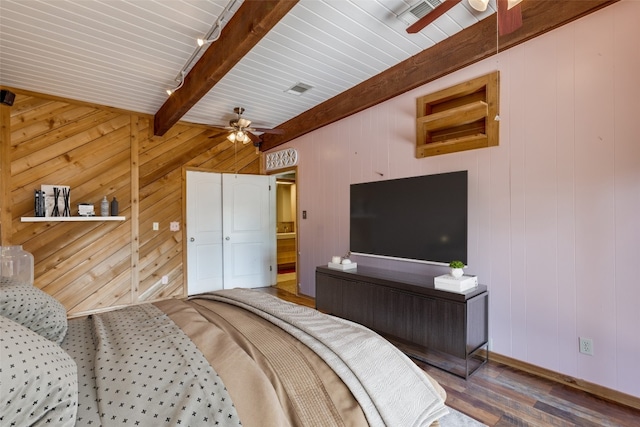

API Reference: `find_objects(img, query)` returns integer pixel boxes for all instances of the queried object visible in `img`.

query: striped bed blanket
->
[193,288,449,427]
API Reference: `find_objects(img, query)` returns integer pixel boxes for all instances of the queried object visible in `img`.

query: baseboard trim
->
[489,352,640,411]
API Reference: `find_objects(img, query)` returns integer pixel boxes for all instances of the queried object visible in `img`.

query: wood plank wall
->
[0,88,260,317]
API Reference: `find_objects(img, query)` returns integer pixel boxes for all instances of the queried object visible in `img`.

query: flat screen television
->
[350,170,467,265]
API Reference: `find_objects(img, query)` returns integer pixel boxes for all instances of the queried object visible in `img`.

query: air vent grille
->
[285,82,313,96]
[398,0,443,25]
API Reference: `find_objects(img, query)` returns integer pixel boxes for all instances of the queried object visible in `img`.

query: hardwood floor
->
[275,271,297,294]
[260,287,640,427]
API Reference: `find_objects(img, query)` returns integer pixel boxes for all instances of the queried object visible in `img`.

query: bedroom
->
[1,0,639,425]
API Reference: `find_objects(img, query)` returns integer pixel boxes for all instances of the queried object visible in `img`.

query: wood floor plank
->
[533,401,606,427]
[548,384,640,425]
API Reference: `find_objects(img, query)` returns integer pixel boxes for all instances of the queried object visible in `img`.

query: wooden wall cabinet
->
[316,265,489,378]
[416,71,499,158]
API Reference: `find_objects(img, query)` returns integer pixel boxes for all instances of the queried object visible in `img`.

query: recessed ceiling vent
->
[398,0,443,26]
[285,82,313,96]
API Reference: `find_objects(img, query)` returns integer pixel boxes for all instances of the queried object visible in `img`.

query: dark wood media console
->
[316,265,488,378]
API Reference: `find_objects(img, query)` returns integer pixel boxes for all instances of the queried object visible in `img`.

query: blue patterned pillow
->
[0,315,78,426]
[0,277,68,343]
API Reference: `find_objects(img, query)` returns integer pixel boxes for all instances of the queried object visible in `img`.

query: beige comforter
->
[186,289,449,427]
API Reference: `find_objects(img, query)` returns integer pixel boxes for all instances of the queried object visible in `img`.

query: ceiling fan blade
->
[246,131,260,144]
[406,0,462,34]
[207,129,228,139]
[498,0,523,36]
[253,127,285,134]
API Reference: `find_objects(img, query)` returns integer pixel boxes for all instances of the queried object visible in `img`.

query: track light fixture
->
[166,70,185,96]
[164,0,237,97]
[197,23,221,46]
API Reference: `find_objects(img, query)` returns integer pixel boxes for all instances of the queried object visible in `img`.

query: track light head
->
[197,38,210,47]
[166,70,186,96]
[196,19,223,47]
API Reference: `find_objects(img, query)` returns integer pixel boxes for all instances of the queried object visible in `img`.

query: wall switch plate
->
[170,221,179,231]
[302,210,307,219]
[153,222,159,231]
[161,275,169,285]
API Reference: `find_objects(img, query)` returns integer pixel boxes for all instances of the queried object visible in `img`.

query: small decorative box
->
[328,262,357,271]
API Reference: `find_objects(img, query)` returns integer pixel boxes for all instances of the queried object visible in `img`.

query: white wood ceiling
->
[0,0,496,130]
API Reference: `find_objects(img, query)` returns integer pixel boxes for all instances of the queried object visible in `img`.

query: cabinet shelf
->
[21,216,125,222]
[417,100,488,132]
[416,71,499,158]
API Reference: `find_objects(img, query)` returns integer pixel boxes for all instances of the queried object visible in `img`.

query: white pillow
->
[0,277,68,343]
[0,315,78,426]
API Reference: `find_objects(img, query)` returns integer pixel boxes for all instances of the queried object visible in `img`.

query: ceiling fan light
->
[507,0,523,10]
[468,0,489,12]
[227,133,236,143]
[242,134,252,144]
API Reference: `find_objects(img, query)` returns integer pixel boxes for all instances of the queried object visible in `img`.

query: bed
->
[1,278,449,426]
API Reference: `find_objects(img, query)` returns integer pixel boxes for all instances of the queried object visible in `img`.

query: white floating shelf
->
[21,216,125,222]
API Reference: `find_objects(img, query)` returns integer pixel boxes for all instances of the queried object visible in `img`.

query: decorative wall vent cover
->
[266,148,298,170]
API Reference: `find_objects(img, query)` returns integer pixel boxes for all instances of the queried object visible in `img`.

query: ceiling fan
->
[405,0,523,36]
[216,107,284,145]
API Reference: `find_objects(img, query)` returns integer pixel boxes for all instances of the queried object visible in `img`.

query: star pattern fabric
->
[63,304,241,427]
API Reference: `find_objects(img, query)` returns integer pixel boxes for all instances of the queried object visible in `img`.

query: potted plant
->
[449,260,465,278]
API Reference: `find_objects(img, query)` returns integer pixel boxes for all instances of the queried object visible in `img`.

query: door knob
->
[225,236,230,240]
[190,237,195,242]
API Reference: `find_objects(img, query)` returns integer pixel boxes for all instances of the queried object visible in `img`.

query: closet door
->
[186,171,276,295]
[186,171,223,295]
[222,173,276,289]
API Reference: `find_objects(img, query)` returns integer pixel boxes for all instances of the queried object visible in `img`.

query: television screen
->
[350,170,467,265]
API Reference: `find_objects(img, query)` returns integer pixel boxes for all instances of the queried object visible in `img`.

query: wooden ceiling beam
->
[153,0,298,136]
[261,0,618,152]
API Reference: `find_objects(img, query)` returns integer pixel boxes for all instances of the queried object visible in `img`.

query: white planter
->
[451,268,464,278]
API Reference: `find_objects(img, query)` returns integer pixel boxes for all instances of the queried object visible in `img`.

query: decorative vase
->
[110,197,119,216]
[1,245,35,285]
[451,268,464,278]
[101,196,109,216]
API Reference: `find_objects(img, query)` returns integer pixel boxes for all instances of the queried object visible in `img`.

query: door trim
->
[270,166,299,294]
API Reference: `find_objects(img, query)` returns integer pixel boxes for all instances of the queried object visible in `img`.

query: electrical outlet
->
[161,275,169,285]
[170,221,180,231]
[153,222,159,231]
[579,337,594,356]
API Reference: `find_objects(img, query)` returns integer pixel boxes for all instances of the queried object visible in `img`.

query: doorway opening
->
[274,169,297,294]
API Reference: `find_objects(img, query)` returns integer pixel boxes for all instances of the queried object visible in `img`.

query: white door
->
[222,173,276,289]
[186,171,223,295]
[186,171,275,295]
